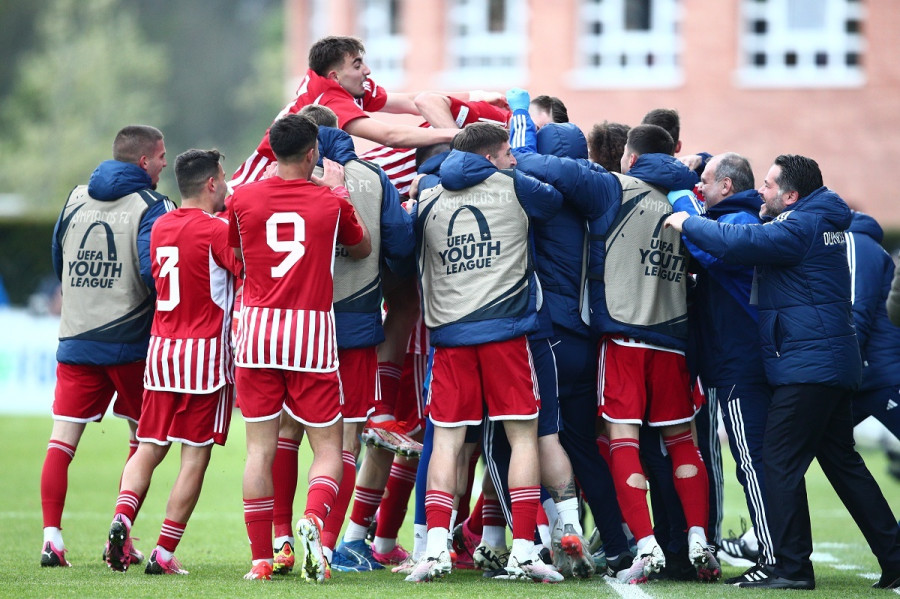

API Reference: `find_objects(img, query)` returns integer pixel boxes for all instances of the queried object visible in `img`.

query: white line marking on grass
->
[858,573,879,580]
[832,564,861,570]
[718,553,754,568]
[815,542,852,549]
[603,575,654,599]
[810,551,838,563]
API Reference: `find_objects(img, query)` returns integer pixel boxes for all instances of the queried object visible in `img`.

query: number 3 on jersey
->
[156,246,180,311]
[267,212,306,277]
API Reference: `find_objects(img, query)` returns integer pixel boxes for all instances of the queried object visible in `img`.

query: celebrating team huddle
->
[39,35,900,591]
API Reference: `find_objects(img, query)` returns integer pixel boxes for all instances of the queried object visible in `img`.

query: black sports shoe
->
[720,518,760,562]
[724,561,767,585]
[605,550,633,578]
[733,565,814,590]
[872,566,900,589]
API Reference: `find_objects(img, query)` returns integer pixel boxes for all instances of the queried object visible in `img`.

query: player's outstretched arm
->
[345,116,458,148]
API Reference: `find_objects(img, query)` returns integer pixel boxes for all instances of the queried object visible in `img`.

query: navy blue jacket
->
[317,127,414,348]
[673,189,767,386]
[52,160,171,365]
[415,149,563,346]
[846,212,900,391]
[511,115,619,339]
[681,187,861,390]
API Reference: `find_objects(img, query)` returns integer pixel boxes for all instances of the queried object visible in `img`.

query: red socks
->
[243,496,274,561]
[509,486,540,541]
[158,519,186,553]
[322,450,356,550]
[609,438,654,541]
[663,430,709,530]
[374,362,403,417]
[425,490,454,531]
[41,440,75,528]
[306,476,340,526]
[375,462,417,539]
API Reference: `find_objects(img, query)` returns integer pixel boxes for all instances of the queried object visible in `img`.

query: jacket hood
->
[848,210,884,243]
[708,189,763,219]
[317,126,358,165]
[792,186,852,230]
[536,123,588,160]
[438,149,498,191]
[628,153,699,192]
[87,160,152,201]
[418,150,450,176]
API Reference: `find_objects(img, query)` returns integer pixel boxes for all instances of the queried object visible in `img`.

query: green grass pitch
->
[1,414,898,598]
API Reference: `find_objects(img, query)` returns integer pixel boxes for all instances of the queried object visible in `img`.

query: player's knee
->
[675,464,698,479]
[626,473,647,489]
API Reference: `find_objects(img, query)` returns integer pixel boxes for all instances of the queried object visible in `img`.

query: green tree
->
[0,0,168,218]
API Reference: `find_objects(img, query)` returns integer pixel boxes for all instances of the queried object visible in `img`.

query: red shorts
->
[394,352,428,434]
[597,338,700,426]
[338,347,378,422]
[52,361,145,423]
[428,336,540,427]
[235,366,342,427]
[136,384,234,446]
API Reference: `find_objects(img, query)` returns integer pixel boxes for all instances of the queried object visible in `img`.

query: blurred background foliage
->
[0,0,285,303]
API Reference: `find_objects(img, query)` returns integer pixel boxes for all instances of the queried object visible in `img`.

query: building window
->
[358,0,407,89]
[444,0,527,87]
[738,0,865,87]
[571,0,682,88]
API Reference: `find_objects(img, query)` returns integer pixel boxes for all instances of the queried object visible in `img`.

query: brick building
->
[286,0,900,227]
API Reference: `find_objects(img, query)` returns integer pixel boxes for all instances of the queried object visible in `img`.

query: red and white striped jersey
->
[360,98,510,195]
[231,70,388,188]
[228,176,365,372]
[144,208,242,393]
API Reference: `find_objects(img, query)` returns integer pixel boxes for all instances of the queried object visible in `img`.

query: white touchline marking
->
[859,573,880,580]
[718,553,754,568]
[810,551,838,563]
[603,575,654,599]
[833,564,861,570]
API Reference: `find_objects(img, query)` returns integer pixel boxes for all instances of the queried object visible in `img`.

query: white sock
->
[43,527,64,548]
[449,509,458,534]
[322,546,333,562]
[343,521,370,543]
[426,526,449,558]
[635,534,657,555]
[252,558,274,566]
[688,526,708,547]
[155,545,174,561]
[555,497,582,534]
[542,497,559,529]
[742,527,759,553]
[413,523,427,560]
[373,535,396,554]
[482,525,507,548]
[273,535,294,549]
[537,523,551,547]
[510,537,535,562]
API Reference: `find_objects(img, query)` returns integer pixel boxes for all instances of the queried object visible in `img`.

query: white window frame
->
[357,0,407,89]
[736,0,865,88]
[569,0,683,89]
[442,0,528,88]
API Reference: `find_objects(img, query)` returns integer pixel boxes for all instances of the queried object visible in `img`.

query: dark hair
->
[415,143,451,168]
[713,152,755,193]
[112,125,163,164]
[773,154,823,199]
[298,104,339,128]
[308,36,366,76]
[641,108,680,148]
[451,122,508,157]
[175,149,223,198]
[269,114,319,162]
[588,121,630,173]
[626,124,675,157]
[531,95,569,124]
